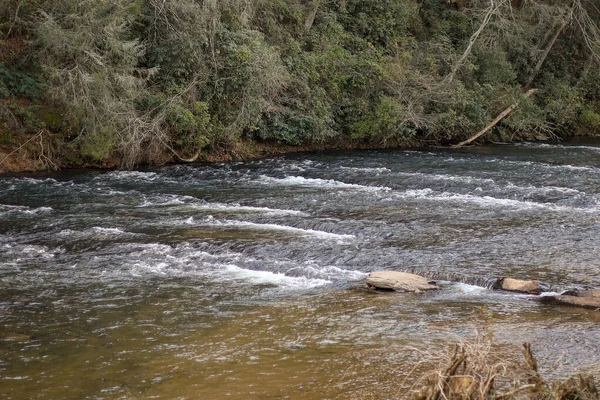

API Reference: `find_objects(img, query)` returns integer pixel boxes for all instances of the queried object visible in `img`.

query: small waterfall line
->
[399,269,564,293]
[399,268,491,288]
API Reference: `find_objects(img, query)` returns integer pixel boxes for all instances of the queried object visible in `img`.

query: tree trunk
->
[452,89,538,148]
[305,0,321,32]
[526,19,569,87]
[443,0,501,84]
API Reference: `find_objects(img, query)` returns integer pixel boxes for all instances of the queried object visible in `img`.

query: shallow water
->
[1,142,600,399]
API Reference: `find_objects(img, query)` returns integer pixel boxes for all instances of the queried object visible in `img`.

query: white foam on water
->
[219,264,331,290]
[130,261,172,277]
[488,158,596,172]
[199,217,356,241]
[0,205,53,215]
[450,282,488,295]
[257,175,391,192]
[440,155,598,173]
[397,188,588,212]
[340,166,391,173]
[139,195,189,207]
[400,188,435,197]
[315,265,368,281]
[563,145,600,152]
[286,263,368,281]
[189,202,308,216]
[90,227,128,235]
[16,177,60,185]
[58,227,132,238]
[556,164,596,172]
[117,247,333,291]
[504,183,582,195]
[517,142,600,152]
[396,172,495,185]
[101,171,159,181]
[7,244,59,261]
[137,194,308,216]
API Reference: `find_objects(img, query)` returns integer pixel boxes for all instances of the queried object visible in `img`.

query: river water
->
[1,142,600,399]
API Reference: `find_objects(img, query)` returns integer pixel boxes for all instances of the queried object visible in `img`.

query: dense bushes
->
[1,0,600,168]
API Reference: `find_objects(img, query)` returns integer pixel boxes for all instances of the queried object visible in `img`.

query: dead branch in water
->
[409,336,599,399]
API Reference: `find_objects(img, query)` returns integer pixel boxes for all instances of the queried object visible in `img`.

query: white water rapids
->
[1,142,600,398]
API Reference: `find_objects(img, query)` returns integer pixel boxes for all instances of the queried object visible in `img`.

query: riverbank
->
[0,130,419,174]
[3,127,599,175]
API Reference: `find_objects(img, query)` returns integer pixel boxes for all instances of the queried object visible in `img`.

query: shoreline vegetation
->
[1,0,600,174]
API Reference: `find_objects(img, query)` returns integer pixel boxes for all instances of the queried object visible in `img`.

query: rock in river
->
[491,277,541,295]
[366,271,438,293]
[540,290,600,310]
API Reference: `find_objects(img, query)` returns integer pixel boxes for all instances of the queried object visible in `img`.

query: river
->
[1,142,600,399]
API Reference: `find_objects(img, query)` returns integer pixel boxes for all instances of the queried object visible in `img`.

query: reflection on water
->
[1,142,600,399]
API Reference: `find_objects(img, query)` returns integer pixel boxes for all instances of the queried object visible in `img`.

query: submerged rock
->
[540,290,600,310]
[366,271,438,293]
[0,332,31,342]
[491,277,541,295]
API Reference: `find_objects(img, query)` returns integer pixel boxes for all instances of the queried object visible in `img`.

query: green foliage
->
[78,126,116,161]
[258,110,319,145]
[139,0,208,87]
[166,101,212,150]
[0,62,43,101]
[2,0,600,168]
[342,0,419,51]
[578,110,600,135]
[499,91,547,135]
[8,102,44,128]
[351,96,412,144]
[34,0,157,165]
[541,78,585,129]
[0,129,13,145]
[472,49,516,86]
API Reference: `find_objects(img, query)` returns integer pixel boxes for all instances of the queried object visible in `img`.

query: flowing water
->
[1,142,600,399]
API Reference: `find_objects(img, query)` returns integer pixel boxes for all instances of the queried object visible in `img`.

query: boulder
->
[539,295,600,310]
[492,277,541,295]
[366,271,438,293]
[540,290,600,310]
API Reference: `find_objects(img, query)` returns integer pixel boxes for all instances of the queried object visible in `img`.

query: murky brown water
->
[2,142,600,399]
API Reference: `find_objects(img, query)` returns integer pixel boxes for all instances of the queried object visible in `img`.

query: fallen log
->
[453,88,538,148]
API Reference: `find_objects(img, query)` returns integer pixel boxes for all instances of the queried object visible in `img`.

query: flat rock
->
[575,290,600,299]
[540,295,600,310]
[492,277,541,295]
[366,271,438,293]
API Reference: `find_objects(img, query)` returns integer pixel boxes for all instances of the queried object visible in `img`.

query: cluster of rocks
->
[365,271,600,311]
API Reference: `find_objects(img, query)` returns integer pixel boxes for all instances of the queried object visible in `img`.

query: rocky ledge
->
[366,271,438,293]
[539,290,600,310]
[366,271,600,311]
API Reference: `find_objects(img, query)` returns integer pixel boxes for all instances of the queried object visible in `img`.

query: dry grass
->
[405,335,599,400]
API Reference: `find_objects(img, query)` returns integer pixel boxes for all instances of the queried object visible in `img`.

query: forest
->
[1,0,600,170]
